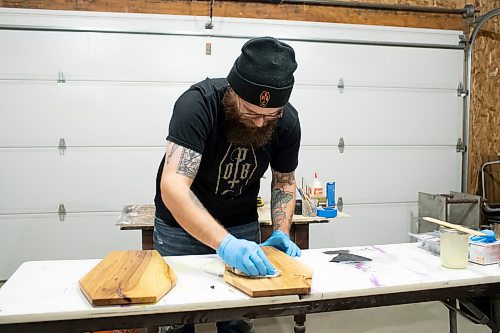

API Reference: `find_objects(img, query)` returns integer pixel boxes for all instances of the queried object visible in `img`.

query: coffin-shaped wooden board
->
[224,246,313,297]
[79,250,176,306]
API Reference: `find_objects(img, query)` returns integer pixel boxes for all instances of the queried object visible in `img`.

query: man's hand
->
[217,234,276,276]
[261,230,301,257]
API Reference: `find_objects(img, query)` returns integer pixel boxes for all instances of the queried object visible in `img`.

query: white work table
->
[0,243,499,333]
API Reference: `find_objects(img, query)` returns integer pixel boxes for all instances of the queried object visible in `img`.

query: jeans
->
[154,216,259,333]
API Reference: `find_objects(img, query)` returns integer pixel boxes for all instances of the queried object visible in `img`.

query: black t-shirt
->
[154,78,301,228]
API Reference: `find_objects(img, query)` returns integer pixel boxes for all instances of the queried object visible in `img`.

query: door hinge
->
[456,138,467,153]
[58,204,67,222]
[457,82,467,97]
[57,71,66,86]
[337,197,343,212]
[338,137,345,153]
[58,138,66,155]
[337,78,344,94]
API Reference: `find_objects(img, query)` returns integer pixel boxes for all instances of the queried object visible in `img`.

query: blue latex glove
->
[216,234,276,276]
[261,230,301,257]
[470,230,497,243]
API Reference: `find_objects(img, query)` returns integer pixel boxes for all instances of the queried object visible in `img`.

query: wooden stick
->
[297,188,312,211]
[303,194,313,210]
[422,217,487,236]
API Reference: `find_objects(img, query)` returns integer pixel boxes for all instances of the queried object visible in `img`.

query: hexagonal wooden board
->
[223,246,313,297]
[79,250,176,306]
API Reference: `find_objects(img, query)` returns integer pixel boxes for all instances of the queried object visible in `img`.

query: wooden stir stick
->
[422,217,487,236]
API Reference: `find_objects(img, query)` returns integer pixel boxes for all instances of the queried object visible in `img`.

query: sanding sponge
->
[227,265,281,279]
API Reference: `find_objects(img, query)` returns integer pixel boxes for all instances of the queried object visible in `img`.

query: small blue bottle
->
[326,182,336,207]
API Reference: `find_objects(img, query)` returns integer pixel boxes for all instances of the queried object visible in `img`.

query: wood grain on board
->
[224,246,313,297]
[79,250,176,306]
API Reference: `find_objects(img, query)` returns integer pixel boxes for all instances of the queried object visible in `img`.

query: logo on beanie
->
[259,91,270,107]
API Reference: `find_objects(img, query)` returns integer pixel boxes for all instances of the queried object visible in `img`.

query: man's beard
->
[222,90,278,149]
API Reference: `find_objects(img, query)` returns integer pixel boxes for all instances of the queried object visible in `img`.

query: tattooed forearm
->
[166,141,180,165]
[272,171,295,187]
[271,188,293,230]
[176,148,201,179]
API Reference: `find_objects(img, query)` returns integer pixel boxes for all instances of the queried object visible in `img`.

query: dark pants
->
[154,216,259,333]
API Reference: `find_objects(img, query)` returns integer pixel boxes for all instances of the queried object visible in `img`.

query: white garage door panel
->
[0,214,141,279]
[0,82,62,146]
[291,87,461,145]
[0,10,461,47]
[296,147,461,203]
[0,31,463,87]
[291,42,462,87]
[0,82,184,146]
[0,149,164,213]
[0,31,210,82]
[204,37,249,78]
[309,203,417,249]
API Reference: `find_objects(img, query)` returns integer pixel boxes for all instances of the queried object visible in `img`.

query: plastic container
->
[440,227,468,269]
[317,207,337,218]
[408,231,440,256]
[311,172,324,197]
[302,198,318,217]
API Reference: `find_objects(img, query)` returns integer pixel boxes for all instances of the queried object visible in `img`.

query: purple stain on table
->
[371,246,428,279]
[354,263,382,287]
[371,246,388,254]
[369,275,382,287]
[400,263,429,278]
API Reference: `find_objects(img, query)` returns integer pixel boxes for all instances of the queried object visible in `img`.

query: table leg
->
[493,294,500,333]
[260,225,273,243]
[260,224,309,249]
[142,230,154,250]
[142,230,158,333]
[292,224,309,249]
[448,299,458,333]
[294,314,306,333]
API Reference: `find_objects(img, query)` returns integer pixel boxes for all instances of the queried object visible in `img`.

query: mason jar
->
[440,226,469,269]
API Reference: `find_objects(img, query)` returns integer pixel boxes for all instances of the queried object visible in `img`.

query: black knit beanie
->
[227,37,297,108]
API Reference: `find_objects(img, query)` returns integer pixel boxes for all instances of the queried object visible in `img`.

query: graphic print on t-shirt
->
[215,143,258,197]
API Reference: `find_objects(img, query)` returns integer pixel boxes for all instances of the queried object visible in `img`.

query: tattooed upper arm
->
[177,148,201,179]
[165,140,202,180]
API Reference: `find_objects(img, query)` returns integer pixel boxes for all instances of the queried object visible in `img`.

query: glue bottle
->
[311,172,324,197]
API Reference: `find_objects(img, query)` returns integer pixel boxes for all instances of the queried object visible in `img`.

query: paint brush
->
[297,188,312,211]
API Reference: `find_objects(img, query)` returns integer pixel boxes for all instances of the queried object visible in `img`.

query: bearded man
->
[153,36,301,333]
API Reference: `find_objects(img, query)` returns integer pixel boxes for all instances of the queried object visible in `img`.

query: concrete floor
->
[197,301,490,333]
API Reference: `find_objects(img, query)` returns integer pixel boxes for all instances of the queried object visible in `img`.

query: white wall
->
[0,8,463,279]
